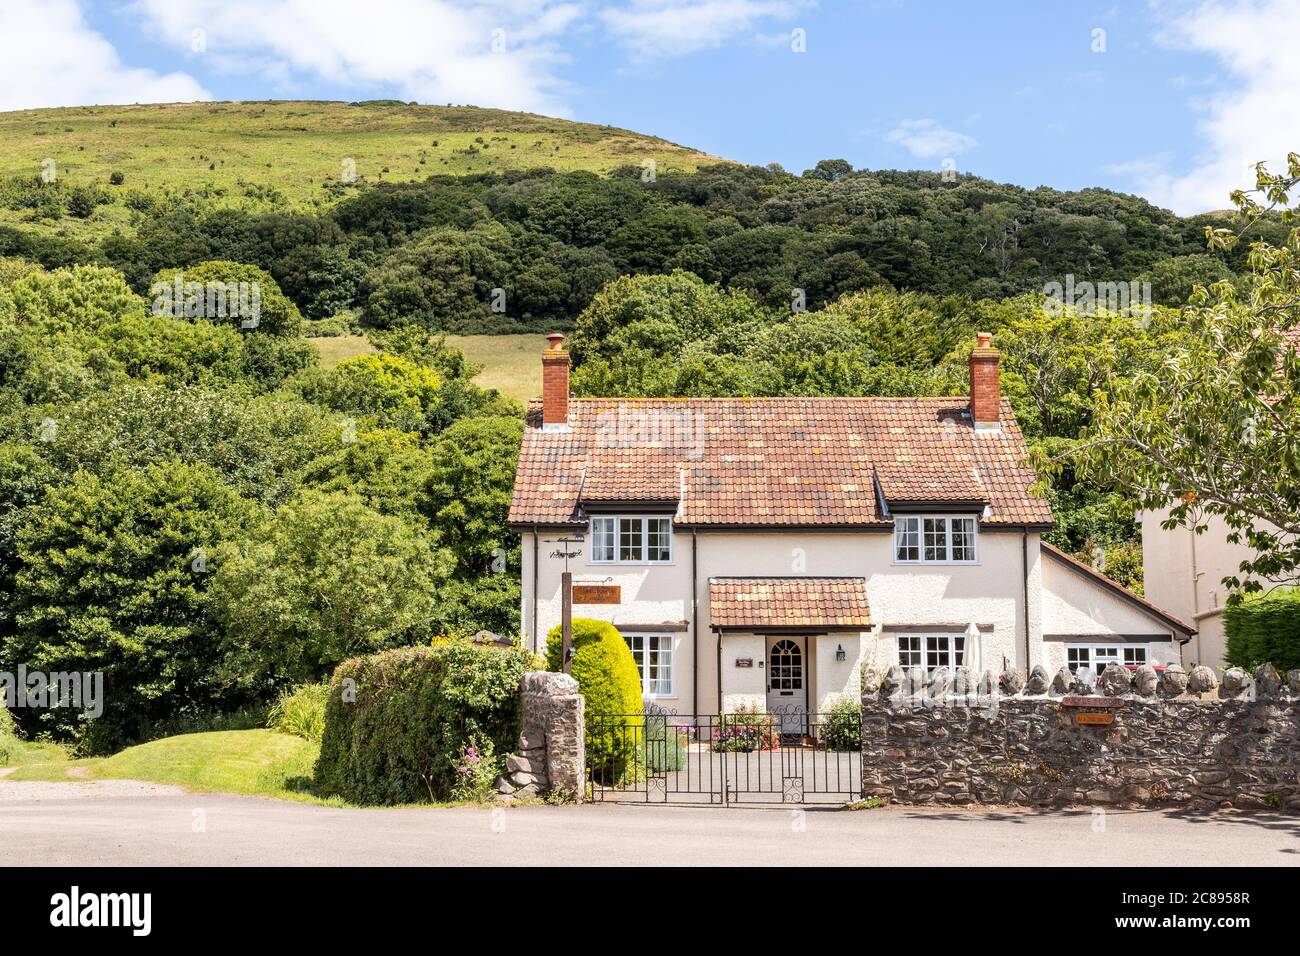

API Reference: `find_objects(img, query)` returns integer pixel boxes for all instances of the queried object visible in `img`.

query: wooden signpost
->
[548,535,585,676]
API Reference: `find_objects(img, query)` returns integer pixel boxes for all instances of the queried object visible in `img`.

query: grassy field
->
[0,100,721,239]
[3,729,331,803]
[311,332,540,404]
[309,333,376,368]
[448,333,541,404]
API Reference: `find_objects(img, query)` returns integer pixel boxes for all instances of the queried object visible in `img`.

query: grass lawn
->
[311,332,539,405]
[0,737,70,768]
[2,729,334,804]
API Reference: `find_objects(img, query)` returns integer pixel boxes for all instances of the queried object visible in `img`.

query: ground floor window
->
[1066,643,1148,672]
[897,634,967,669]
[625,634,674,696]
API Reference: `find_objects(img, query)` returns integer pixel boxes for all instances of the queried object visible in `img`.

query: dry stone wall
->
[495,671,585,802]
[861,661,1300,811]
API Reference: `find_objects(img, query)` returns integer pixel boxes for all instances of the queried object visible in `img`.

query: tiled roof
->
[709,577,873,630]
[1041,542,1195,638]
[509,397,1053,528]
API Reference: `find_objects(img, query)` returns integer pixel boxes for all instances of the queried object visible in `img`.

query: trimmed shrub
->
[1225,589,1300,672]
[545,618,642,778]
[267,682,328,743]
[315,641,534,805]
[819,694,862,751]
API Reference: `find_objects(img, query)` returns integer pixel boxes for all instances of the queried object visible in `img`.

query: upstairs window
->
[894,516,978,563]
[590,516,673,564]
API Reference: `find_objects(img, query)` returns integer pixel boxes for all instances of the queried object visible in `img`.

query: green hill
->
[0,100,722,238]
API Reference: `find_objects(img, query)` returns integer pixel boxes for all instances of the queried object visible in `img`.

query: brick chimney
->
[542,332,570,429]
[969,331,1001,430]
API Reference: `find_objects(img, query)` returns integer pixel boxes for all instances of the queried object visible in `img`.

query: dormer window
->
[894,515,978,564]
[590,516,673,564]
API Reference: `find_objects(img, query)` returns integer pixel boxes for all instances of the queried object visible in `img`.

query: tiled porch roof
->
[709,577,873,631]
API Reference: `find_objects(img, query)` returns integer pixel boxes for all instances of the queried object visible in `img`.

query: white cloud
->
[600,0,804,59]
[129,0,582,115]
[0,0,209,111]
[884,119,977,159]
[1115,0,1300,214]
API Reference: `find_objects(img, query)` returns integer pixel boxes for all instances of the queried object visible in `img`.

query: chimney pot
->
[541,332,570,428]
[969,331,1001,429]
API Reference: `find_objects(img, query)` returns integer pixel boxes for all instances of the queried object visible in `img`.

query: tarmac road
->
[3,779,1298,866]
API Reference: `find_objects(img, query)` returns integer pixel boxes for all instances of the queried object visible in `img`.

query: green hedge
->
[1225,589,1300,672]
[545,618,642,780]
[314,642,535,805]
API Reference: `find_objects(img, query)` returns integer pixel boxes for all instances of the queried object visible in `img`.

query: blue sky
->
[2,1,1297,214]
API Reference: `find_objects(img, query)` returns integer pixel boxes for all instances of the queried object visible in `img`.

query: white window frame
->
[897,633,969,669]
[589,515,673,565]
[1066,643,1149,673]
[625,633,675,697]
[893,515,979,565]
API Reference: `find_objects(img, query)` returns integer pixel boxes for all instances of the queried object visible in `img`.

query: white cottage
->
[509,332,1194,717]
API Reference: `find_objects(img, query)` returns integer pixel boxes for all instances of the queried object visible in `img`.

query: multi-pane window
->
[626,634,674,696]
[894,516,978,563]
[897,634,967,668]
[590,516,672,564]
[590,517,616,562]
[898,634,923,667]
[646,518,672,562]
[1067,644,1148,673]
[618,518,643,561]
[768,639,803,690]
[895,517,920,561]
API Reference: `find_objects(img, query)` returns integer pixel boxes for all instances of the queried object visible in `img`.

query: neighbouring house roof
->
[508,397,1053,528]
[1040,541,1196,639]
[709,577,873,631]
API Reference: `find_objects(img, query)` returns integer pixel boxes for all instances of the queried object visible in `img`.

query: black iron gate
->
[585,707,862,805]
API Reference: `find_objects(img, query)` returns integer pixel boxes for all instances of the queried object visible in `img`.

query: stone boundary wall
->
[496,671,585,802]
[861,661,1300,812]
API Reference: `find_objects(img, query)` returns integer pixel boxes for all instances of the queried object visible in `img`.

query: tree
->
[299,427,435,524]
[37,382,342,506]
[569,270,762,368]
[805,159,853,182]
[209,490,452,692]
[290,352,443,436]
[425,415,523,577]
[1078,153,1300,590]
[3,461,257,748]
[360,226,513,330]
[149,260,304,336]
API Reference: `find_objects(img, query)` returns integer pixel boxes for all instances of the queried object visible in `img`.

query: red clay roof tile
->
[509,397,1052,528]
[709,577,873,629]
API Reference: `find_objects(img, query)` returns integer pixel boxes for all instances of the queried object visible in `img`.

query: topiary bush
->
[314,641,534,805]
[545,618,642,779]
[1225,589,1300,672]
